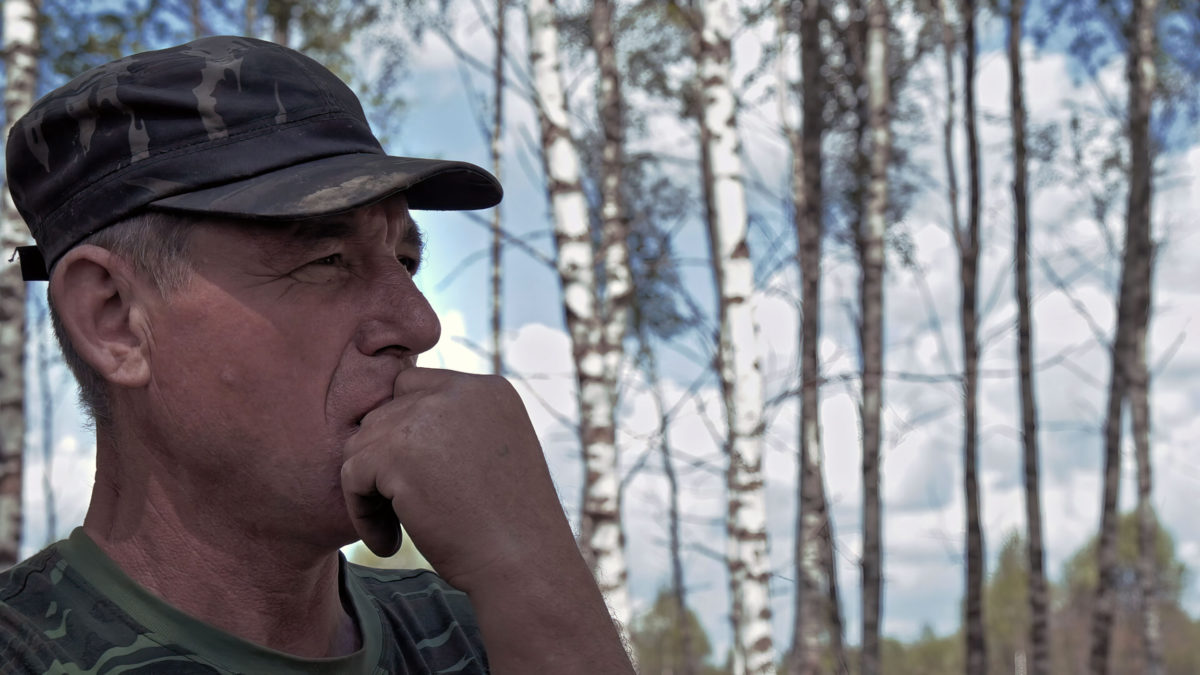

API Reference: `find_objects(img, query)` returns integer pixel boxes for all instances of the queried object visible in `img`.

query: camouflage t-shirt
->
[0,529,488,674]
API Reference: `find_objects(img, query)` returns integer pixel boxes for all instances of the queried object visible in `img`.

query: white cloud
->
[422,309,490,374]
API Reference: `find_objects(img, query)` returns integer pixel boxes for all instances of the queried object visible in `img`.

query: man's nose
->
[354,266,441,359]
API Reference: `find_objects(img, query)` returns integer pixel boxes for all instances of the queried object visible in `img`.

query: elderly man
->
[0,36,632,673]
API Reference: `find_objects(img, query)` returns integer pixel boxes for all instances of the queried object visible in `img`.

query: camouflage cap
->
[7,35,502,281]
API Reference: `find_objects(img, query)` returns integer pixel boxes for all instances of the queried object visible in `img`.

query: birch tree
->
[190,0,207,37]
[589,0,636,625]
[1008,0,1050,671]
[0,0,41,568]
[246,0,258,37]
[1126,2,1162,671]
[959,1,987,672]
[526,0,632,640]
[577,0,637,642]
[490,0,506,374]
[268,0,293,45]
[782,0,846,671]
[697,0,775,671]
[859,0,890,672]
[591,0,634,425]
[1091,0,1162,672]
[638,329,697,675]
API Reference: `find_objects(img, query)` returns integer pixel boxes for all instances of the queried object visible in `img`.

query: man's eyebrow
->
[243,208,424,263]
[245,219,353,265]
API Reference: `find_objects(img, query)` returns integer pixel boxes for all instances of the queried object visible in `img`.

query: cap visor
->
[149,153,501,219]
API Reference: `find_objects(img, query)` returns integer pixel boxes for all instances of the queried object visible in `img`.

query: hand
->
[341,366,635,672]
[340,367,573,589]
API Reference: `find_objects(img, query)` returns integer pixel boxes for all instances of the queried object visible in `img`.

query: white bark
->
[1129,0,1162,672]
[526,0,632,643]
[0,0,40,566]
[698,1,775,672]
[592,0,632,438]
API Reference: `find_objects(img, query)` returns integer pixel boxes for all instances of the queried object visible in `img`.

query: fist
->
[341,367,572,589]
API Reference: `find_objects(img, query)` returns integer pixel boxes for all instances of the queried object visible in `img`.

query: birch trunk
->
[1008,1,1051,672]
[526,0,632,642]
[271,0,292,46]
[784,0,846,671]
[590,0,635,598]
[1131,346,1161,675]
[584,0,634,642]
[591,0,633,376]
[246,0,258,38]
[818,489,846,673]
[0,0,40,568]
[490,0,506,375]
[961,3,987,673]
[1089,269,1129,675]
[1089,0,1159,671]
[191,0,206,37]
[1126,0,1162,671]
[936,0,961,240]
[697,1,775,672]
[859,1,889,673]
[806,3,846,666]
[641,332,697,675]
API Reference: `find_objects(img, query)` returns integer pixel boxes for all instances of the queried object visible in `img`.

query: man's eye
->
[398,255,419,274]
[310,254,342,266]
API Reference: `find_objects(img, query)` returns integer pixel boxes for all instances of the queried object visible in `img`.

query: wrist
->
[462,550,634,674]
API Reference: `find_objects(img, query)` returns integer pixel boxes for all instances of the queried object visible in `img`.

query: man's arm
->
[341,367,634,673]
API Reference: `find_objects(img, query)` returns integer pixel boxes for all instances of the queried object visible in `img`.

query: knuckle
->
[340,457,359,481]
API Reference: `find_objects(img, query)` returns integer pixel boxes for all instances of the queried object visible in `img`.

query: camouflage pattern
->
[7,35,501,280]
[0,529,488,674]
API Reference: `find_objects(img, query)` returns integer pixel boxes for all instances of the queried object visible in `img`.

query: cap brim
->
[149,153,502,219]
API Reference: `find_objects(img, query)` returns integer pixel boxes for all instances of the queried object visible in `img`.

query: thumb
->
[392,366,450,398]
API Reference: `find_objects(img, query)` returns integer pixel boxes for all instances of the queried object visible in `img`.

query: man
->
[0,35,633,674]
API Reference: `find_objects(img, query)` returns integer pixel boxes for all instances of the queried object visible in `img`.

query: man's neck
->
[83,442,361,658]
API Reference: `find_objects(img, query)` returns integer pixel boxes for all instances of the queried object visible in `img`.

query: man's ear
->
[49,245,152,389]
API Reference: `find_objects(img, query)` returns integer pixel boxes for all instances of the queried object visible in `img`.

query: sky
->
[16,0,1200,665]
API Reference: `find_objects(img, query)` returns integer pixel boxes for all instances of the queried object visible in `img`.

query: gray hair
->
[48,210,195,427]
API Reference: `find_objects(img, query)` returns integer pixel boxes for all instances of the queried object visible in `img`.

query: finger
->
[341,454,403,557]
[392,366,449,398]
[348,494,403,558]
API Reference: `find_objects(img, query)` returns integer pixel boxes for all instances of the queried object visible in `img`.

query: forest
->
[0,0,1198,673]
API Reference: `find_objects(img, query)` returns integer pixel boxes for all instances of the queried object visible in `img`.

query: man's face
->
[129,196,440,548]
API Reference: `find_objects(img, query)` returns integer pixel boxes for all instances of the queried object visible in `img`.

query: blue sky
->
[17,0,1200,664]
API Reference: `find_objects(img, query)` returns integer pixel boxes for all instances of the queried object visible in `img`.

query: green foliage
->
[985,531,1032,675]
[1060,509,1186,605]
[1051,510,1198,674]
[1035,0,1200,143]
[883,517,1200,675]
[631,587,722,675]
[625,160,692,343]
[881,626,962,675]
[40,0,174,85]
[620,2,694,106]
[272,0,381,83]
[265,0,413,148]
